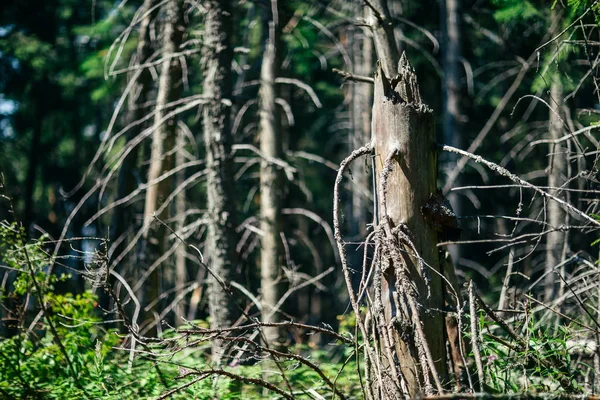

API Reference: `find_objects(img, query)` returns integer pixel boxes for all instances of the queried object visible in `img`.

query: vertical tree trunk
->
[440,0,468,387]
[544,8,567,302]
[24,112,42,231]
[175,128,187,325]
[545,66,566,301]
[110,0,158,263]
[367,1,400,79]
[440,0,464,251]
[142,0,185,328]
[441,0,463,152]
[259,2,285,346]
[350,3,374,240]
[372,57,447,396]
[368,0,450,395]
[202,0,239,364]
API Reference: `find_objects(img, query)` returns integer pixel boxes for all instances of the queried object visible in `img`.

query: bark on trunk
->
[545,71,567,301]
[441,0,462,152]
[175,128,187,325]
[367,0,450,395]
[350,3,374,240]
[545,8,568,302]
[440,0,464,241]
[372,56,448,396]
[367,1,400,79]
[141,0,185,329]
[202,0,239,364]
[259,3,286,347]
[441,0,468,387]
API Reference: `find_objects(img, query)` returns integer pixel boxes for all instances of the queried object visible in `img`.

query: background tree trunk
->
[440,0,464,260]
[141,0,185,330]
[440,1,468,386]
[175,128,187,326]
[350,2,374,241]
[259,1,286,347]
[110,0,158,263]
[202,0,239,364]
[545,61,567,301]
[544,7,568,302]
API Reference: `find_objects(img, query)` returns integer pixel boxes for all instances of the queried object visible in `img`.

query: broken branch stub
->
[372,53,447,395]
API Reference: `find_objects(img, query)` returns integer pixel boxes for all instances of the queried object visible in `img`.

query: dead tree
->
[259,1,286,346]
[202,0,239,364]
[333,0,462,396]
[371,54,448,396]
[369,0,450,394]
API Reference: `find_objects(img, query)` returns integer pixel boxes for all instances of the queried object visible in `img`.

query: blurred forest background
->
[0,0,599,398]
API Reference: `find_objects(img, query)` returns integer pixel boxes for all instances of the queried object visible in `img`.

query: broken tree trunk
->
[371,54,448,396]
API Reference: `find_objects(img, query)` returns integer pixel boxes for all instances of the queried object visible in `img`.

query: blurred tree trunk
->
[440,0,464,258]
[440,0,468,386]
[141,0,185,331]
[390,0,404,54]
[110,0,158,266]
[259,1,286,347]
[350,3,374,241]
[174,129,187,326]
[24,110,42,231]
[202,0,239,364]
[545,9,567,302]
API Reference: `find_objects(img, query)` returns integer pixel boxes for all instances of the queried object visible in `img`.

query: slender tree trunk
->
[102,0,158,323]
[202,0,239,364]
[441,0,462,151]
[545,65,567,301]
[440,0,468,387]
[175,129,187,325]
[441,0,464,257]
[350,3,374,240]
[544,8,567,302]
[24,112,42,231]
[141,0,185,329]
[367,1,400,79]
[259,2,286,346]
[110,0,158,263]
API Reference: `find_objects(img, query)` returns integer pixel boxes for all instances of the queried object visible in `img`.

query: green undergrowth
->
[0,222,362,399]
